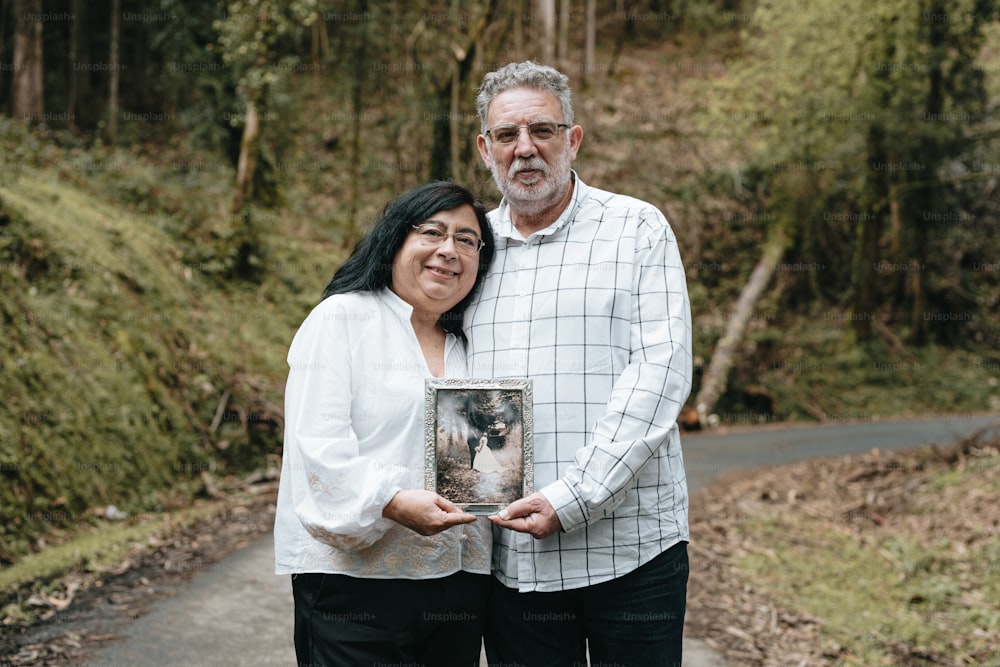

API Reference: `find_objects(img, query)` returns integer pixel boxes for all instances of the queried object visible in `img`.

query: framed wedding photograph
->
[424,378,533,515]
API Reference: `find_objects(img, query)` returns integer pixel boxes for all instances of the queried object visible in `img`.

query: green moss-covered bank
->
[0,164,334,563]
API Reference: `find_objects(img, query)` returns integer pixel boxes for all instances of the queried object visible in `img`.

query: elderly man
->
[465,61,694,667]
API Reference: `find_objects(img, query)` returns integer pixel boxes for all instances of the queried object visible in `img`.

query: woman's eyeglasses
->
[411,223,485,256]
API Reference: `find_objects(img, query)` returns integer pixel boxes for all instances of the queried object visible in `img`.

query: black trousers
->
[292,571,490,667]
[484,541,689,667]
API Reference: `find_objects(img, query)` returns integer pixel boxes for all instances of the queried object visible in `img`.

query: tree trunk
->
[888,182,901,257]
[908,2,947,346]
[346,0,369,248]
[231,100,260,214]
[429,1,495,181]
[311,19,328,69]
[695,228,786,426]
[0,0,8,98]
[74,0,93,125]
[449,57,461,181]
[310,18,328,96]
[66,0,83,129]
[557,0,569,69]
[853,123,890,340]
[513,0,524,53]
[853,210,882,339]
[12,0,44,122]
[610,0,632,70]
[537,0,555,63]
[106,0,121,143]
[429,83,451,180]
[583,0,595,87]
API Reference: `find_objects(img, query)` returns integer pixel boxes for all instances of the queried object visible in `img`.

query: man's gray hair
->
[476,61,574,133]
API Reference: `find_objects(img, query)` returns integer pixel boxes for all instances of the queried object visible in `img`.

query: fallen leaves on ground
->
[685,425,1000,666]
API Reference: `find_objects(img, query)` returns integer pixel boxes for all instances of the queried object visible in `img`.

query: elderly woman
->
[274,181,496,667]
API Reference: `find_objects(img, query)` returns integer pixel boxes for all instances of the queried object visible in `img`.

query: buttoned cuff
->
[539,479,588,533]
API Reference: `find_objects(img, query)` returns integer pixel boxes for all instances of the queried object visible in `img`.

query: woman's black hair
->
[322,181,496,338]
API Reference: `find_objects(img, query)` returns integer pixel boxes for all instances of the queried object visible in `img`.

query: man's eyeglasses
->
[485,121,569,145]
[410,223,485,256]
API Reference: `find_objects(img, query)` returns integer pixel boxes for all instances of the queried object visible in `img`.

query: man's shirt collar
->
[493,171,587,242]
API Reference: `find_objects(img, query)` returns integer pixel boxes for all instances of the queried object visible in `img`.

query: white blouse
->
[273,288,490,578]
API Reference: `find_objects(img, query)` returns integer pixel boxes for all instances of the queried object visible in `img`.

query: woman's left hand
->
[382,489,477,536]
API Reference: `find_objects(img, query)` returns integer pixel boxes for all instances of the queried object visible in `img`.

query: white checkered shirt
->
[466,173,693,592]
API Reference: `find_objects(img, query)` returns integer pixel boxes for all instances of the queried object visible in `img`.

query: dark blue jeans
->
[484,541,689,667]
[292,570,490,667]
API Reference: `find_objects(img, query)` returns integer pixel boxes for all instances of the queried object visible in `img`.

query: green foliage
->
[146,0,234,154]
[694,0,1000,344]
[215,0,319,101]
[723,311,1000,423]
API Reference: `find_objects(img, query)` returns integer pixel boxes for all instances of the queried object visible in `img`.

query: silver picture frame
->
[424,378,533,515]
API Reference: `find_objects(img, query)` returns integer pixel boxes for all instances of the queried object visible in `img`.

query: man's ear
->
[568,125,584,161]
[476,134,492,168]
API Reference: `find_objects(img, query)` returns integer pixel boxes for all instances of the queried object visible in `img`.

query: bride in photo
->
[473,433,501,474]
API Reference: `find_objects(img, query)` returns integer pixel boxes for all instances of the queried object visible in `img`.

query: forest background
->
[0,0,998,576]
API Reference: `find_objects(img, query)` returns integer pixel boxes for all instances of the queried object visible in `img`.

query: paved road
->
[87,414,997,667]
[681,413,998,490]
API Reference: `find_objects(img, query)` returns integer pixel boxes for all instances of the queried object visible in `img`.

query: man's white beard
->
[490,145,573,218]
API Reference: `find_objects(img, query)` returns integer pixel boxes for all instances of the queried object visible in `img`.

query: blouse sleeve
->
[281,299,411,552]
